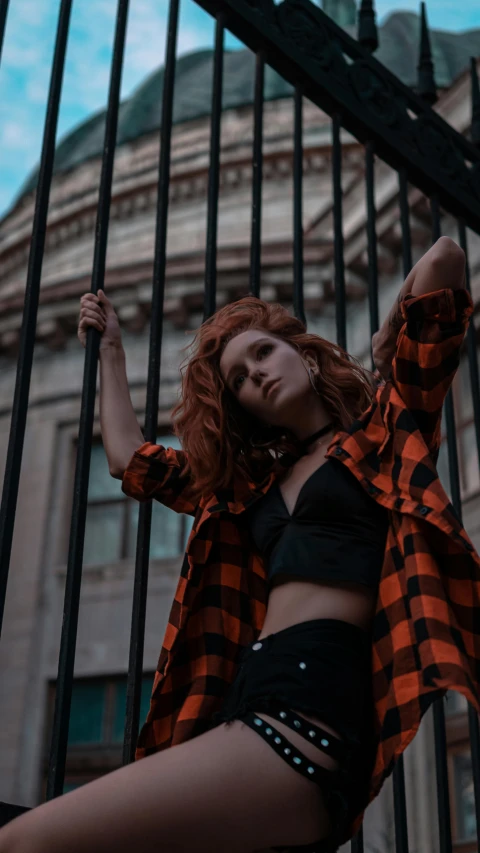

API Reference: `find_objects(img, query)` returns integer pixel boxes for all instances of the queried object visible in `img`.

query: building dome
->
[372,11,480,89]
[19,50,293,197]
[17,11,480,201]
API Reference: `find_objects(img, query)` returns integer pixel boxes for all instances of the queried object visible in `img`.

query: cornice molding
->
[0,217,430,356]
[0,144,357,281]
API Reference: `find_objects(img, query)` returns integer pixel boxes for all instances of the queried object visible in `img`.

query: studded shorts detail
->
[210,618,376,853]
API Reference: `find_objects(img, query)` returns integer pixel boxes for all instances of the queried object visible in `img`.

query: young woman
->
[2,236,480,853]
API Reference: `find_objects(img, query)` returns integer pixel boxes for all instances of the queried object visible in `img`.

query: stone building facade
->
[0,32,480,853]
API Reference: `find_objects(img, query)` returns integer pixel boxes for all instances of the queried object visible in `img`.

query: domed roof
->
[19,49,293,197]
[19,10,480,198]
[369,11,480,89]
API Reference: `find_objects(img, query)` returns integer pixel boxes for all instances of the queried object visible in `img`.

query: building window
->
[438,355,480,502]
[42,674,154,796]
[455,354,480,499]
[444,689,468,717]
[67,680,106,743]
[436,360,480,504]
[453,749,477,843]
[82,433,193,566]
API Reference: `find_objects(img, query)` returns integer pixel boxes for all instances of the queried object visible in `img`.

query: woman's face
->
[219,328,316,428]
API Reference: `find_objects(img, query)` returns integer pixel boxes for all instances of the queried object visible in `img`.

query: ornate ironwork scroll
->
[196,0,480,233]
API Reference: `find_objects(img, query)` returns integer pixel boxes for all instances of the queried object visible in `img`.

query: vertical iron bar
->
[467,694,480,853]
[0,0,9,66]
[430,193,455,853]
[388,165,412,853]
[458,218,480,853]
[122,0,180,766]
[458,220,480,475]
[432,699,453,853]
[46,0,130,800]
[249,50,264,298]
[293,85,305,325]
[365,141,379,351]
[431,197,462,516]
[331,113,346,350]
[204,12,225,320]
[0,0,72,637]
[398,168,413,277]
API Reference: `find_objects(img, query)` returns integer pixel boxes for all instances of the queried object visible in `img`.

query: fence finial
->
[417,2,437,104]
[471,57,480,148]
[358,0,378,53]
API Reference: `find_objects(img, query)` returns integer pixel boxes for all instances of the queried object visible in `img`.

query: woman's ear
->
[303,348,318,369]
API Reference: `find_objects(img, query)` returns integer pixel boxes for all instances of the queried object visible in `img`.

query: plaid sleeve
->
[121,442,197,515]
[390,287,473,455]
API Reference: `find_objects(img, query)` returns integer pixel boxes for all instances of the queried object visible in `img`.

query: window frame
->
[72,427,191,568]
[42,673,155,798]
[447,742,478,849]
[451,352,480,501]
[445,687,479,851]
[436,354,480,504]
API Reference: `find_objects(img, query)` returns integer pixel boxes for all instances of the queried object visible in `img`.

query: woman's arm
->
[100,347,197,515]
[99,346,145,475]
[372,237,466,379]
[370,237,472,457]
[77,290,197,515]
[120,442,198,516]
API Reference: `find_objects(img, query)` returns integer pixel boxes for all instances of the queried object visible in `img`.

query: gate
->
[1,0,480,850]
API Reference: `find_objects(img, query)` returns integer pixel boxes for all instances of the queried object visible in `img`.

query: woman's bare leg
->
[0,717,334,853]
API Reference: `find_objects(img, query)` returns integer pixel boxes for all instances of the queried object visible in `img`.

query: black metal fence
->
[1,1,480,851]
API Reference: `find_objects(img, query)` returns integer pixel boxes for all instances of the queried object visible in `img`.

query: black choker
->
[297,422,333,454]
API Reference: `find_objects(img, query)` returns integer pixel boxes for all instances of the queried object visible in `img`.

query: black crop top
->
[245,457,388,589]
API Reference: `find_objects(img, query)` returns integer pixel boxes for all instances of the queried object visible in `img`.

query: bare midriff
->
[257,575,376,640]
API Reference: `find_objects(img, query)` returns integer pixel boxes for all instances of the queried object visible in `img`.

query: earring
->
[308,367,318,393]
[302,360,320,395]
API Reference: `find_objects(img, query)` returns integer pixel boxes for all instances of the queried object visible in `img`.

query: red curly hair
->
[171,296,375,502]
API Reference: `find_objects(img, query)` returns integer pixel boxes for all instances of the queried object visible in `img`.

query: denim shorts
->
[210,618,376,853]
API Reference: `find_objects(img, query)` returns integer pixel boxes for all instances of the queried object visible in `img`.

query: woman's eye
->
[233,344,272,390]
[234,374,245,390]
[258,344,272,358]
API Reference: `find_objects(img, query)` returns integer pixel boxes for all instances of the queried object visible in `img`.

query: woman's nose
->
[251,367,267,385]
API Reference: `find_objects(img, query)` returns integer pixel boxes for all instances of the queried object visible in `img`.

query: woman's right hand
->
[77,289,123,351]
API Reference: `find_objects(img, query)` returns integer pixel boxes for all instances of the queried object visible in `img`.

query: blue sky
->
[0,0,479,219]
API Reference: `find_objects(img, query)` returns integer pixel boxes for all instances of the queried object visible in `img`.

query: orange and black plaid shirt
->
[122,287,480,840]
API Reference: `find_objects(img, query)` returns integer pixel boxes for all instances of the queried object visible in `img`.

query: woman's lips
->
[266,379,281,397]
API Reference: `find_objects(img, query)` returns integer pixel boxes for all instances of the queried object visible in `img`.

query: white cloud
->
[0,0,478,219]
[0,0,216,217]
[2,120,34,150]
